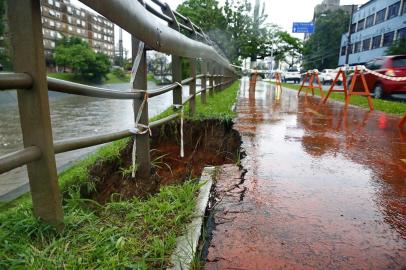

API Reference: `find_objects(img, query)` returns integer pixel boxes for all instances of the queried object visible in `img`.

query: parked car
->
[348,55,406,99]
[319,69,336,85]
[282,67,301,84]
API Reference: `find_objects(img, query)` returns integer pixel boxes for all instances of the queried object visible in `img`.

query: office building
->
[338,0,406,66]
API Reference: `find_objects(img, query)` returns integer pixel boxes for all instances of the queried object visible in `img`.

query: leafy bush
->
[111,67,127,80]
[54,37,111,82]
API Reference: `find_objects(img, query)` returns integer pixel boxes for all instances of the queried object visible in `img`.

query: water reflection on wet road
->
[0,81,179,200]
[206,78,406,270]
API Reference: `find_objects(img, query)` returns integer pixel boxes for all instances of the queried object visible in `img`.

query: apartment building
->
[40,0,114,62]
[338,0,406,66]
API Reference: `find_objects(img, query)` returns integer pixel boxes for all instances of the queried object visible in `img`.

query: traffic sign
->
[292,22,314,33]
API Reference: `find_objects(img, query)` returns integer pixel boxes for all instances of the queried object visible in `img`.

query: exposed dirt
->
[81,119,241,204]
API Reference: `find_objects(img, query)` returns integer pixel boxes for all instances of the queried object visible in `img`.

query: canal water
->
[0,81,182,200]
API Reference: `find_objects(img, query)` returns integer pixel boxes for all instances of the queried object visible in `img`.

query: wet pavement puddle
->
[205,78,406,270]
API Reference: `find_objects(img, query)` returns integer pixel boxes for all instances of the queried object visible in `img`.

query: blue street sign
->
[292,22,315,33]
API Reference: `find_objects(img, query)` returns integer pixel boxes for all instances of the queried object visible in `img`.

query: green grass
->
[0,181,199,269]
[275,82,406,115]
[104,72,131,84]
[0,80,241,269]
[150,81,240,123]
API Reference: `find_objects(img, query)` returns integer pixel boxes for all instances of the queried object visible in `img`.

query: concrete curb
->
[168,166,215,270]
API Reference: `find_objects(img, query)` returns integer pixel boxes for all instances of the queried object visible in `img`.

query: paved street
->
[205,78,406,269]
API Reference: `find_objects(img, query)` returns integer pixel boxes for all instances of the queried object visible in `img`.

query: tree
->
[273,31,303,68]
[386,39,406,55]
[54,36,111,82]
[302,10,350,70]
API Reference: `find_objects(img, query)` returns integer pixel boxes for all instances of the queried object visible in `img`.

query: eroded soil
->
[81,119,241,204]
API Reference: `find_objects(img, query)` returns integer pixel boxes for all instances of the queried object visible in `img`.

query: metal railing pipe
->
[54,114,181,154]
[54,130,132,154]
[145,3,173,23]
[0,146,41,174]
[150,113,179,128]
[181,77,194,85]
[79,0,234,72]
[147,83,177,98]
[47,77,144,99]
[0,73,33,90]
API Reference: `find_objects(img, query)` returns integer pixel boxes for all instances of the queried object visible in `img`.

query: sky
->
[71,0,369,56]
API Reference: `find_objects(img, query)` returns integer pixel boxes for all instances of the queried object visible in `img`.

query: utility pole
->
[345,5,356,65]
[118,28,124,65]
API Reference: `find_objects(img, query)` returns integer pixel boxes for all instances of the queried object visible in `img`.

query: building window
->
[68,16,72,24]
[82,21,86,27]
[371,35,381,49]
[375,8,386,24]
[398,27,406,40]
[362,38,371,51]
[51,41,55,48]
[67,6,72,14]
[55,1,60,8]
[348,44,354,54]
[350,24,356,33]
[383,31,395,47]
[48,0,53,5]
[341,46,347,56]
[356,19,365,32]
[68,26,73,31]
[81,11,85,17]
[388,2,400,19]
[354,41,361,53]
[365,14,374,28]
[77,28,81,34]
[49,20,55,27]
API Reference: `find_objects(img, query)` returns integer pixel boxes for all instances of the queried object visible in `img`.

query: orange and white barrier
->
[322,68,348,104]
[298,70,324,97]
[346,66,374,111]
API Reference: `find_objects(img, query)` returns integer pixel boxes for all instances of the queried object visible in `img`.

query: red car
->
[350,55,406,99]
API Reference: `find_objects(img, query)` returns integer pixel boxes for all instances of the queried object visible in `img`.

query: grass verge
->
[150,80,240,122]
[274,82,406,115]
[0,181,199,269]
[0,79,241,269]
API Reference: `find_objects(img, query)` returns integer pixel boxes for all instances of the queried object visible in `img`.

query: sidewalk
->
[205,78,406,269]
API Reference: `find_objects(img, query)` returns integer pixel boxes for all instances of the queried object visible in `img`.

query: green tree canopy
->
[177,0,301,67]
[302,9,350,70]
[386,39,406,55]
[54,36,111,82]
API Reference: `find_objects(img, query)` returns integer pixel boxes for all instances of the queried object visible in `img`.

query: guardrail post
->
[201,61,207,104]
[7,0,63,226]
[161,4,183,107]
[209,62,214,97]
[132,38,150,179]
[189,58,196,117]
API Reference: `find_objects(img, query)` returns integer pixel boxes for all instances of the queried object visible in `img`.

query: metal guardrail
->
[1,0,237,226]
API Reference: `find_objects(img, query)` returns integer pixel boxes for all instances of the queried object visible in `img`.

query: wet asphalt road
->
[205,78,406,270]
